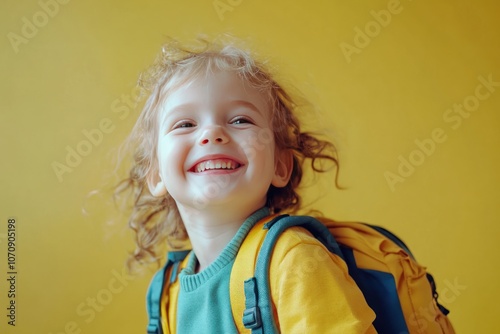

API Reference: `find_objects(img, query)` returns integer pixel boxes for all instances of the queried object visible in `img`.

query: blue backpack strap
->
[146,250,191,334]
[243,215,341,333]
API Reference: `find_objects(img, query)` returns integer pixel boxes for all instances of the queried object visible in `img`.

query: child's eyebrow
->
[164,103,197,116]
[165,100,264,118]
[225,100,264,116]
[159,103,196,125]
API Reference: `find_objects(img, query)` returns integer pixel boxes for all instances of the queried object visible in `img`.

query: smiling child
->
[117,37,376,333]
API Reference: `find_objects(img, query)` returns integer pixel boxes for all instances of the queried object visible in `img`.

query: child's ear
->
[147,171,167,197]
[272,149,293,188]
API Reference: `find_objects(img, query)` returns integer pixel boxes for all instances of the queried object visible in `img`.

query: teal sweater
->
[176,207,270,333]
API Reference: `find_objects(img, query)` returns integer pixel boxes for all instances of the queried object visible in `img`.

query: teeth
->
[194,159,239,172]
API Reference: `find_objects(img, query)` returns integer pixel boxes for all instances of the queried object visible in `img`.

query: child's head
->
[118,37,339,267]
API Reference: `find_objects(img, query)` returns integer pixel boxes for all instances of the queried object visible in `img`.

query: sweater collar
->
[179,207,270,291]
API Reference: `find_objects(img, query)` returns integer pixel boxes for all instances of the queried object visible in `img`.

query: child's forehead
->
[157,70,273,116]
[170,70,256,94]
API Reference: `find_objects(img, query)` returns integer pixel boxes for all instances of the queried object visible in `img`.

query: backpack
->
[146,214,455,334]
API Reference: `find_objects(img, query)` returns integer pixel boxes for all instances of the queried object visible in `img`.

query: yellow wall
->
[1,0,498,332]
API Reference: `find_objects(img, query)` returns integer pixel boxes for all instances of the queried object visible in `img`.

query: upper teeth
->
[195,159,239,173]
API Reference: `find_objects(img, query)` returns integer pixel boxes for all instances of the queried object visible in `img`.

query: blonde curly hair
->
[115,37,340,270]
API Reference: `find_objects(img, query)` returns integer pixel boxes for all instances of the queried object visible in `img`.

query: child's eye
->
[231,117,253,125]
[173,121,195,129]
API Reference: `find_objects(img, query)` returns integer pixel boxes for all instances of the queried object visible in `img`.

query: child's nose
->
[199,125,229,145]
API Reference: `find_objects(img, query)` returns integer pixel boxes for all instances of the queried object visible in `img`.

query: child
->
[117,37,376,333]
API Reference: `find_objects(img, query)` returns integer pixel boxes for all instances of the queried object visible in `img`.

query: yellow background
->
[1,0,499,333]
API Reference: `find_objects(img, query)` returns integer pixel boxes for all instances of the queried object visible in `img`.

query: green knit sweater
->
[176,207,270,333]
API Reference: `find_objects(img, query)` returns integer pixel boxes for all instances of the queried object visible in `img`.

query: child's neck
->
[177,204,262,273]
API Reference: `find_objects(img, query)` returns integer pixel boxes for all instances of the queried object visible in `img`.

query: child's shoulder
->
[269,224,346,269]
[242,214,344,269]
[244,214,337,256]
[272,225,331,253]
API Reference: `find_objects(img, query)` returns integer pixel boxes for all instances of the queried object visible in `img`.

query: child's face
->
[150,70,289,213]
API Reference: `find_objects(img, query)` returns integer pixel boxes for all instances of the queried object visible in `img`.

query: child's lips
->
[189,156,244,173]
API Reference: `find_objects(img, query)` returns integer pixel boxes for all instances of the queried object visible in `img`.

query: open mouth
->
[191,159,242,173]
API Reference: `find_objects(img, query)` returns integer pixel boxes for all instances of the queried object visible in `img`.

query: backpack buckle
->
[147,323,161,334]
[243,306,262,329]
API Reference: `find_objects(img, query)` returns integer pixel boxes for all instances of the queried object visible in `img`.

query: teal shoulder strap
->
[146,250,191,334]
[242,215,342,333]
